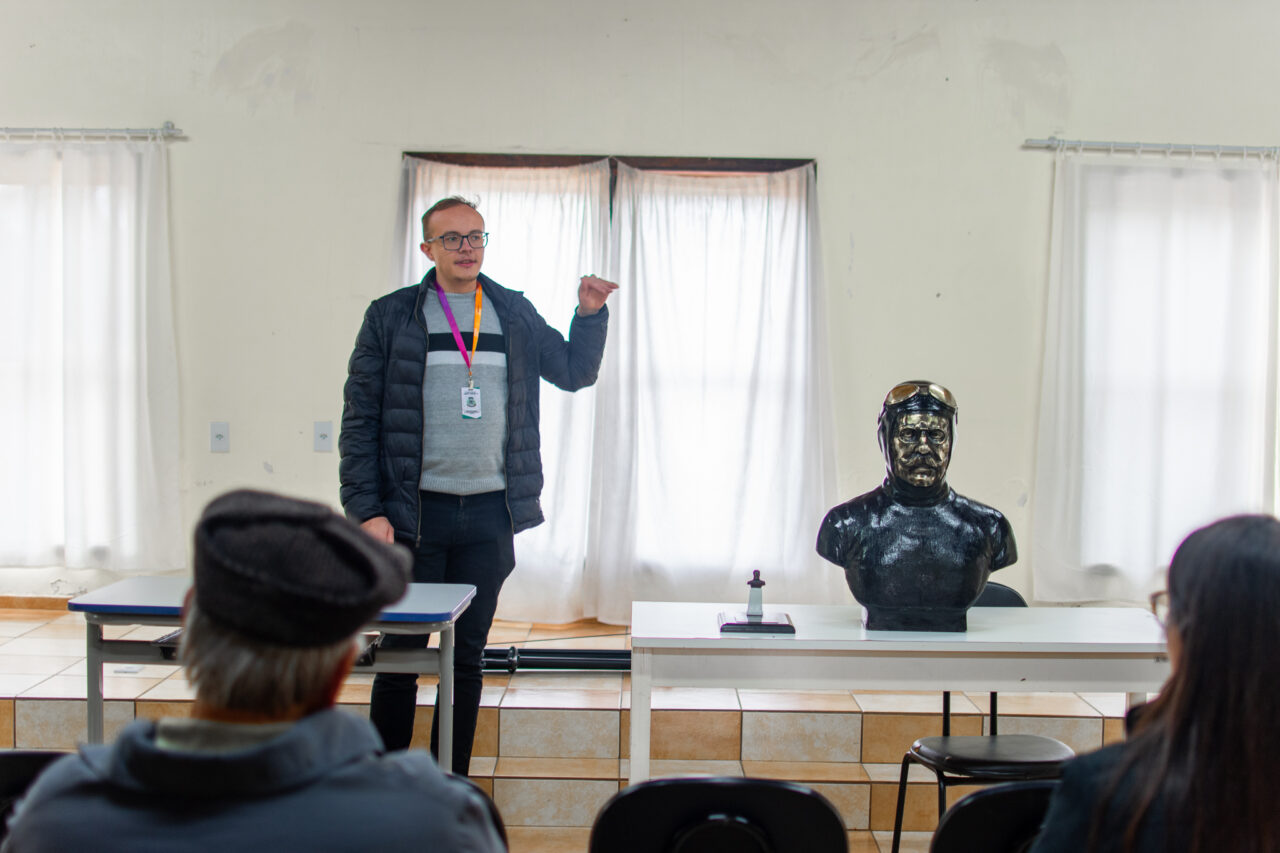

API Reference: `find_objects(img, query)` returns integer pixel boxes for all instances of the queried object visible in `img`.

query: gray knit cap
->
[193,489,411,647]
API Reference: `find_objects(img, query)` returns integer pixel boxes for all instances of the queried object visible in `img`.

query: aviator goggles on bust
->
[883,381,958,413]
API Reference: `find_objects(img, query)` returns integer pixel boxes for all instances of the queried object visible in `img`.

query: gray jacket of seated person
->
[0,709,505,853]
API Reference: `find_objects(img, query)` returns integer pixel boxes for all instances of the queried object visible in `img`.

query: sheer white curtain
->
[0,140,182,571]
[396,158,611,622]
[1033,153,1278,602]
[586,163,841,624]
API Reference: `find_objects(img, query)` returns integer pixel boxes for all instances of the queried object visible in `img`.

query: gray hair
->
[181,598,358,716]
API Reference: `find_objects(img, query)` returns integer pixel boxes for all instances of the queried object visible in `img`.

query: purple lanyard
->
[435,284,482,377]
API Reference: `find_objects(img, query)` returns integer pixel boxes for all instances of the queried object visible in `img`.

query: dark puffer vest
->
[340,269,608,538]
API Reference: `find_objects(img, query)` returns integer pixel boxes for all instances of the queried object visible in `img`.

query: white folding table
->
[69,577,475,772]
[628,602,1170,783]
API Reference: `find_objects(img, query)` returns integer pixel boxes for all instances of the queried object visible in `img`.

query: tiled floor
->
[0,608,1133,853]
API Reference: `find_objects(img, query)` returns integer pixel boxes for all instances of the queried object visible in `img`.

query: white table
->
[628,602,1169,783]
[69,577,475,772]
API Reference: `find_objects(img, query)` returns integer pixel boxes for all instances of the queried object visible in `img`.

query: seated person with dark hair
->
[1029,514,1280,853]
[1,489,506,853]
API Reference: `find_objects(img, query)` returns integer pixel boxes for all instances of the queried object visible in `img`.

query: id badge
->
[461,386,482,419]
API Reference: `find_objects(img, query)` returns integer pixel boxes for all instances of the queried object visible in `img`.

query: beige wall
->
[4,0,1278,598]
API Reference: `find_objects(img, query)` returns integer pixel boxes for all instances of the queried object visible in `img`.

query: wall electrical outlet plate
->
[210,421,230,453]
[314,421,333,453]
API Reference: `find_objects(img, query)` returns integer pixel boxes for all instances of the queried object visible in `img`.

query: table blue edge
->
[69,577,476,623]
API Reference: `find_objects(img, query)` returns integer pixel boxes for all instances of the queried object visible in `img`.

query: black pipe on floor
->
[149,630,632,672]
[481,646,631,673]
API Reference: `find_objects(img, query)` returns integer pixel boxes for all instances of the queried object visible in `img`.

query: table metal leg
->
[86,622,104,744]
[438,625,454,774]
[628,649,652,784]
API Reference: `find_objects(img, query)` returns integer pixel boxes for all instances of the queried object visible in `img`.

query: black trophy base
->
[864,607,967,632]
[718,611,796,634]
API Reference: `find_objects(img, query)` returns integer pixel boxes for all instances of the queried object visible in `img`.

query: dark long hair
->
[1090,514,1280,853]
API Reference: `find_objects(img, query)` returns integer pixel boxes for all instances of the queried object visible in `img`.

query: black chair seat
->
[911,734,1075,779]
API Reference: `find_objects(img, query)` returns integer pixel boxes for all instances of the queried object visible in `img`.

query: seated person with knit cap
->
[1,489,506,853]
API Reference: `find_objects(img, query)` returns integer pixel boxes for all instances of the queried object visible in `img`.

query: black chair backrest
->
[930,779,1057,853]
[974,581,1028,608]
[589,776,847,853]
[0,751,65,842]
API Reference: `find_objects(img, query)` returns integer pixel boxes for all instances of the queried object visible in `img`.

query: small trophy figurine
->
[746,571,765,618]
[719,571,796,634]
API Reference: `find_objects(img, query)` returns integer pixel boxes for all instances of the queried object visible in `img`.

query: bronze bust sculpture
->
[816,381,1016,631]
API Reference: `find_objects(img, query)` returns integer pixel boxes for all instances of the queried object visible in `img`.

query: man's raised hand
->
[577,275,619,316]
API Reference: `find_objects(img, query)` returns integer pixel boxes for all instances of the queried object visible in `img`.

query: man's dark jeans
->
[370,489,515,775]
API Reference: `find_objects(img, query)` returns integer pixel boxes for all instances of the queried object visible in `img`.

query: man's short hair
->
[421,195,479,242]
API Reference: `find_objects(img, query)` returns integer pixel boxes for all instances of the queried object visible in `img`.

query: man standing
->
[2,489,506,852]
[340,196,616,773]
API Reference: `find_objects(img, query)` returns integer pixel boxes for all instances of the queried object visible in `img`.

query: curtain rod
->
[0,120,184,141]
[1024,136,1279,159]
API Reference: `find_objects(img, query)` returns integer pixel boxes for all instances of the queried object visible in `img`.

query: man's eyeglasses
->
[1149,590,1170,628]
[425,231,489,251]
[884,381,958,411]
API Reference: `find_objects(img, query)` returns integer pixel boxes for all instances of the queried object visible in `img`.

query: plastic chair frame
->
[927,779,1058,853]
[589,775,848,853]
[889,583,1073,853]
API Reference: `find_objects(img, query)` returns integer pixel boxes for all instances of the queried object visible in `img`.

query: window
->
[1033,153,1278,601]
[394,154,843,623]
[0,140,182,571]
